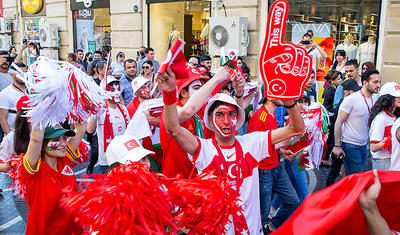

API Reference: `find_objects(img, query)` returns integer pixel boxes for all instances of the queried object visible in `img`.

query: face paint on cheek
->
[47,142,60,151]
[139,89,147,96]
[212,105,237,138]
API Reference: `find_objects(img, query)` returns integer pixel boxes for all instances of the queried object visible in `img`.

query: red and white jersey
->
[189,131,273,235]
[369,111,396,159]
[390,118,400,171]
[97,105,130,166]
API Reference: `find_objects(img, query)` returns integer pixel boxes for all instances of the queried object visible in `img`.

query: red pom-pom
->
[165,173,245,234]
[60,162,177,234]
[6,154,26,199]
[76,139,90,165]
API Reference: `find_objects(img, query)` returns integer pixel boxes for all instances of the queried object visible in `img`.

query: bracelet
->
[334,145,341,147]
[284,103,296,109]
[163,89,177,105]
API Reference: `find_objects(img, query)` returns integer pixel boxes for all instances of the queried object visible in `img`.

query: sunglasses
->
[119,54,125,57]
[142,66,150,69]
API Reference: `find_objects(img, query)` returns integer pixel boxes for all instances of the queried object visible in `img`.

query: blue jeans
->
[259,163,299,228]
[284,159,309,203]
[341,142,367,175]
[371,158,391,170]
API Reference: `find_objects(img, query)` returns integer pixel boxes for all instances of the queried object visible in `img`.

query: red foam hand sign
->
[259,0,312,100]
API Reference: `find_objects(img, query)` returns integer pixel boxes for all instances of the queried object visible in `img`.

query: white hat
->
[380,82,400,97]
[106,135,154,166]
[203,93,245,131]
[106,75,119,84]
[131,76,149,94]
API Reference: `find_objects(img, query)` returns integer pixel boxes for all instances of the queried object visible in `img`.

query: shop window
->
[149,1,211,61]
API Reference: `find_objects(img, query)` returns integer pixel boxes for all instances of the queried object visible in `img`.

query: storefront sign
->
[70,0,109,10]
[259,0,312,100]
[73,8,94,20]
[22,0,43,14]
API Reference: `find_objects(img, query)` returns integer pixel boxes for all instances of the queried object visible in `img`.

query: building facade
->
[1,0,398,83]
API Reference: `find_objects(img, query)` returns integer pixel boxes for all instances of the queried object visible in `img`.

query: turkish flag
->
[272,170,400,235]
[158,40,188,80]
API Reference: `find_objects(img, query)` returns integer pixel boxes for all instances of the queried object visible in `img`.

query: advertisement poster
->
[292,24,333,103]
[73,8,94,52]
[23,18,41,43]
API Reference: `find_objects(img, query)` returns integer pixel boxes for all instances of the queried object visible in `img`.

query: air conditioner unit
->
[39,24,60,48]
[0,35,12,50]
[209,17,249,57]
[40,49,59,60]
[0,17,12,34]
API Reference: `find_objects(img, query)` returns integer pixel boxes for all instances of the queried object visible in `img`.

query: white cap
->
[203,93,245,131]
[380,82,400,97]
[106,135,154,166]
[131,76,149,94]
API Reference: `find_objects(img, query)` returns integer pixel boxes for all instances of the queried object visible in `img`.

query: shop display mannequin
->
[168,25,183,49]
[335,35,358,60]
[357,36,376,66]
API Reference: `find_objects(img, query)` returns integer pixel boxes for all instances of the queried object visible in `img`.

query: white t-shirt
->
[96,105,130,166]
[0,131,15,162]
[189,131,272,235]
[390,118,400,171]
[369,112,396,159]
[308,48,322,71]
[0,85,25,131]
[339,91,378,146]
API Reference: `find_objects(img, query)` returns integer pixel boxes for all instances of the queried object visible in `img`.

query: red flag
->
[272,170,400,235]
[158,40,188,80]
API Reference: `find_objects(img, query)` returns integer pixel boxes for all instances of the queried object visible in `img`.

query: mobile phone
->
[137,51,140,56]
[22,39,27,44]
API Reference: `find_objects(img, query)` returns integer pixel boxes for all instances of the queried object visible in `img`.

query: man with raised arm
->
[157,67,305,234]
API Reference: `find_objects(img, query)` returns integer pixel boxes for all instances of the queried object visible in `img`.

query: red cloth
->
[272,170,400,235]
[248,105,279,169]
[126,97,141,118]
[21,156,83,235]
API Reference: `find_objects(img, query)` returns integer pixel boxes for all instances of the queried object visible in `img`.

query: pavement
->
[0,157,371,234]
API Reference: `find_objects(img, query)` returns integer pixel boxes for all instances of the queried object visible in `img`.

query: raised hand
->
[259,0,312,100]
[155,67,176,92]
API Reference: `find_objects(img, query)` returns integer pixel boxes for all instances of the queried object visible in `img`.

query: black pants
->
[86,133,99,174]
[325,155,343,187]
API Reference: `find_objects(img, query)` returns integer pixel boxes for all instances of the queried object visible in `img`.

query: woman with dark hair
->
[140,60,161,98]
[361,61,376,74]
[322,70,343,165]
[368,82,400,170]
[331,50,346,74]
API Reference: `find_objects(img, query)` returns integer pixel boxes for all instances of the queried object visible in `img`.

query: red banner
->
[259,0,312,100]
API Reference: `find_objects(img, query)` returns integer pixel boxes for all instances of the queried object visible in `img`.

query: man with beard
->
[248,96,300,233]
[196,55,212,79]
[0,62,27,135]
[0,50,13,141]
[120,59,138,105]
[159,66,304,234]
[333,70,381,174]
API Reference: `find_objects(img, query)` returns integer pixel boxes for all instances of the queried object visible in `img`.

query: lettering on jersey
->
[61,165,74,176]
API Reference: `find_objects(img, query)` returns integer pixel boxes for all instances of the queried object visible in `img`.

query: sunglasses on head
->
[142,66,150,69]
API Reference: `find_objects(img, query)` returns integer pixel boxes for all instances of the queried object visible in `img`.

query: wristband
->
[334,145,341,147]
[284,103,296,109]
[163,89,177,105]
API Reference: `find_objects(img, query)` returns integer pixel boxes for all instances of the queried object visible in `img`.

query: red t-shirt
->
[21,155,82,235]
[248,105,279,169]
[126,97,141,118]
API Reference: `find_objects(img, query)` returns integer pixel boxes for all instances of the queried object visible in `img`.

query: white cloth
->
[0,85,25,130]
[96,105,130,166]
[390,118,400,170]
[369,112,396,159]
[339,91,378,146]
[308,48,322,71]
[335,43,358,60]
[357,41,376,67]
[0,131,14,162]
[189,131,272,235]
